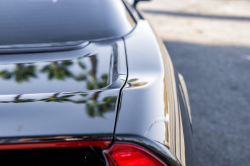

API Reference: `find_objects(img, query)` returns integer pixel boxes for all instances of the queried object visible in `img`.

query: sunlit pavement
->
[138,1,250,166]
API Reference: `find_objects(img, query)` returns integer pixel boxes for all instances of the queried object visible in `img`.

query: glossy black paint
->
[0,135,111,144]
[0,41,90,54]
[0,39,126,138]
[0,0,134,45]
[0,1,195,166]
[114,19,195,166]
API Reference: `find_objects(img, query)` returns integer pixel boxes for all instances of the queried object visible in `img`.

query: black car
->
[0,0,195,166]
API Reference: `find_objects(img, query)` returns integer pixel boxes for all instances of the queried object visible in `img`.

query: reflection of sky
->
[0,0,133,45]
[0,90,118,137]
[0,45,112,95]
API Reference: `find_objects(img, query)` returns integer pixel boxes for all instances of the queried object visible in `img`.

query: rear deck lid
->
[0,39,127,139]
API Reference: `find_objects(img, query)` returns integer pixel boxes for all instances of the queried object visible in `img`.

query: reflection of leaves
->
[0,64,36,83]
[14,64,37,82]
[87,80,95,90]
[0,92,116,118]
[86,74,108,90]
[38,93,87,104]
[78,60,86,69]
[0,101,9,103]
[0,99,35,103]
[128,78,138,82]
[86,104,95,117]
[13,99,35,103]
[41,61,72,80]
[80,93,88,97]
[102,75,108,81]
[103,96,116,103]
[86,96,116,118]
[0,70,12,79]
[71,100,86,104]
[74,74,86,81]
[0,94,35,103]
[40,94,74,103]
[72,60,87,81]
[40,60,89,82]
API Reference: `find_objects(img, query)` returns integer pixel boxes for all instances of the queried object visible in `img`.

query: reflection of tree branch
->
[40,94,74,103]
[13,94,35,103]
[89,55,97,79]
[0,92,116,118]
[15,94,21,101]
[12,99,35,103]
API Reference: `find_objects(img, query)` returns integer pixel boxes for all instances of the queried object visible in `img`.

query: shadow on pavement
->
[164,40,250,166]
[143,10,250,21]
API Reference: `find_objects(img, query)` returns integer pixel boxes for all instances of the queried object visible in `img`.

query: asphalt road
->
[138,0,250,165]
[165,41,250,166]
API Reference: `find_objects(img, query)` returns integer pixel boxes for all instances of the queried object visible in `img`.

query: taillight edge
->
[104,142,168,166]
[0,140,111,150]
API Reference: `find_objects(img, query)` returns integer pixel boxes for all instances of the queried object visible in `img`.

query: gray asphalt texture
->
[165,41,250,166]
[138,0,250,165]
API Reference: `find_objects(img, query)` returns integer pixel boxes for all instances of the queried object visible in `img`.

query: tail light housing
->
[0,140,111,166]
[0,140,168,166]
[0,140,111,150]
[104,143,168,166]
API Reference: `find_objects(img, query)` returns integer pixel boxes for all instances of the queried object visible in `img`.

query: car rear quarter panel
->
[115,20,195,166]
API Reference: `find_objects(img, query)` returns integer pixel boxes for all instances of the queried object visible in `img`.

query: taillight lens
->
[104,143,168,166]
[0,140,111,150]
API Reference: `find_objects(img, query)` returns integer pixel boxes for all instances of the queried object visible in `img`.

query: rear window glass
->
[0,0,135,45]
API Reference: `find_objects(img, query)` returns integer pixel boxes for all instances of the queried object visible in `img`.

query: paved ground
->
[138,1,250,166]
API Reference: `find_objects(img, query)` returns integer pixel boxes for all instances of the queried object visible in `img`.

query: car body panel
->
[0,1,195,166]
[0,39,127,138]
[115,19,195,166]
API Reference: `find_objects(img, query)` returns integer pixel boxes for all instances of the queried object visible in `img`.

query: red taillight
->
[0,140,111,150]
[104,143,168,166]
